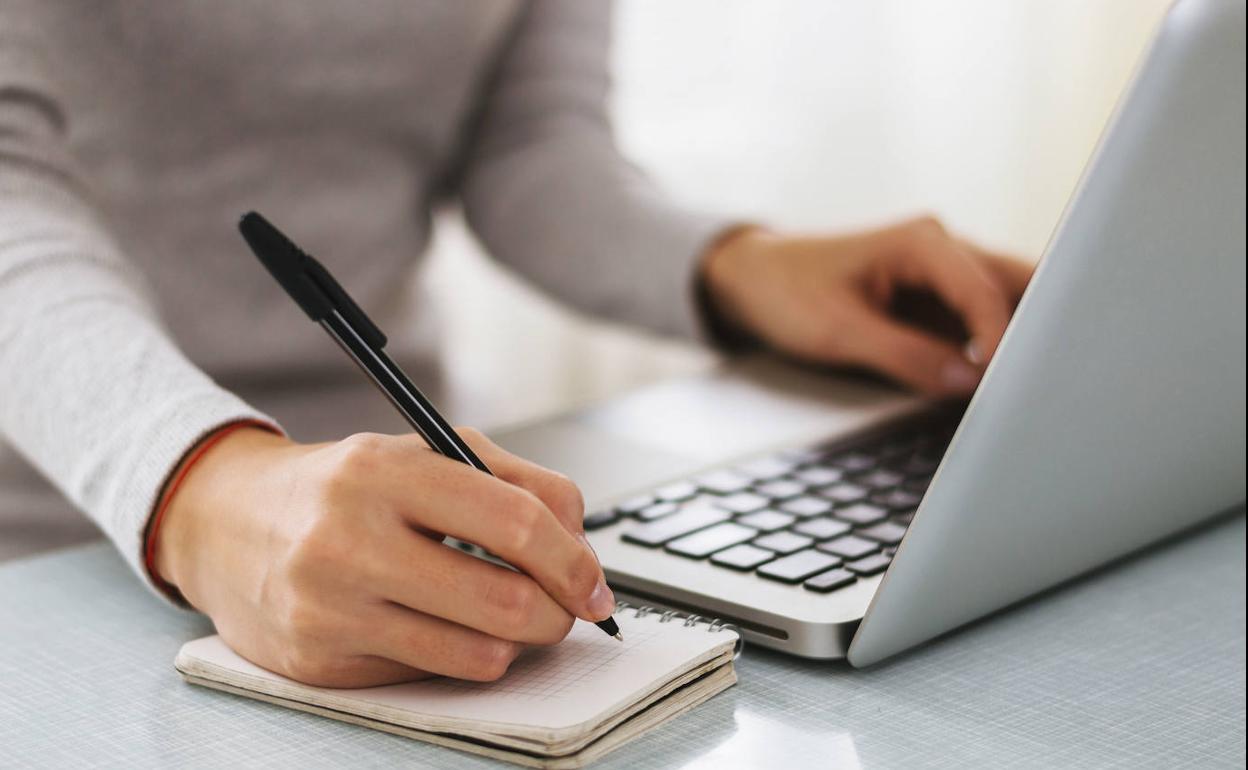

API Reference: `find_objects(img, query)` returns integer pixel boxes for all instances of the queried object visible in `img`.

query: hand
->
[700,217,1034,395]
[154,427,613,688]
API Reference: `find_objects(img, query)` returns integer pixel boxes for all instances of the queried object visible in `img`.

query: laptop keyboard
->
[585,410,961,595]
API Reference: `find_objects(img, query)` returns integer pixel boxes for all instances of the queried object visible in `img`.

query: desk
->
[1,514,1243,768]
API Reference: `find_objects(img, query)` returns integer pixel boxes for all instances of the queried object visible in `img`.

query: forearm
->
[456,0,736,341]
[463,143,733,340]
[0,163,275,600]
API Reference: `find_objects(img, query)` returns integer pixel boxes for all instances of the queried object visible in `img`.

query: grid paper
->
[427,625,662,701]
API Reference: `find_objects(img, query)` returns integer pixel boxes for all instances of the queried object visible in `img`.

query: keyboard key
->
[818,534,880,559]
[638,501,680,521]
[804,568,857,593]
[834,503,889,526]
[857,521,908,545]
[666,523,759,559]
[793,517,852,540]
[714,492,770,514]
[794,466,844,486]
[819,482,869,504]
[711,543,777,571]
[623,506,730,547]
[736,456,797,481]
[737,509,797,532]
[832,453,876,473]
[872,489,924,510]
[846,552,892,576]
[893,510,916,525]
[779,496,833,518]
[583,509,620,530]
[860,469,905,489]
[695,469,753,494]
[754,479,806,500]
[753,531,815,555]
[655,481,698,502]
[616,495,655,516]
[758,549,843,583]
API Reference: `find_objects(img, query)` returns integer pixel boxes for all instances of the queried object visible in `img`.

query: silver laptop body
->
[494,0,1246,665]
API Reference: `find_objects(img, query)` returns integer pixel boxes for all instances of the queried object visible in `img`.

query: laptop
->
[494,0,1246,666]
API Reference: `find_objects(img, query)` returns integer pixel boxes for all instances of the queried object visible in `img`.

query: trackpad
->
[489,418,703,507]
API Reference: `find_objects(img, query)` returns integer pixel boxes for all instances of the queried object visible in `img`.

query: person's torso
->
[53,1,520,390]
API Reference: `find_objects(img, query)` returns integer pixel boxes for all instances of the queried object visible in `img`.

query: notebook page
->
[178,611,734,735]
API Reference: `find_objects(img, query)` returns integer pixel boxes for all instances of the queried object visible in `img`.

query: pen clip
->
[302,256,387,349]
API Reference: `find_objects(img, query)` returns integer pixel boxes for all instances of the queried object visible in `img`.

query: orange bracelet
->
[143,419,280,602]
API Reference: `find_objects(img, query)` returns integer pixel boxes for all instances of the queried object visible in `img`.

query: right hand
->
[153,426,614,688]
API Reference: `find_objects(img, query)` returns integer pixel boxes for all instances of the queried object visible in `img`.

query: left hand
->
[699,216,1034,395]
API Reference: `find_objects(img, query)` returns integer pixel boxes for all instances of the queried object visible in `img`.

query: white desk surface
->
[1,514,1243,769]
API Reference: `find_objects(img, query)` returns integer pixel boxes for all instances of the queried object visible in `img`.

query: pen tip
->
[614,632,624,642]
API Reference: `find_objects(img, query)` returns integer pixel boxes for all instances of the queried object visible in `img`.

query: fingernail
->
[964,340,985,366]
[942,360,981,393]
[587,581,616,621]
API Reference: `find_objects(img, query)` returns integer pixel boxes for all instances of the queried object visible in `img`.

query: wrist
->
[151,424,288,604]
[698,225,777,344]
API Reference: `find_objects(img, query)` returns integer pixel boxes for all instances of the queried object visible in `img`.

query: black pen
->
[238,211,622,642]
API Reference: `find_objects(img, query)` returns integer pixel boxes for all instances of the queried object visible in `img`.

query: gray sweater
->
[0,1,727,584]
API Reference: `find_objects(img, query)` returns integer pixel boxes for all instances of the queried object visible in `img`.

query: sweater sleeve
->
[455,0,736,342]
[0,13,276,598]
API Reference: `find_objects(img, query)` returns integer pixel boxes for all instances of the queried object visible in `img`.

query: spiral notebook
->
[175,605,740,768]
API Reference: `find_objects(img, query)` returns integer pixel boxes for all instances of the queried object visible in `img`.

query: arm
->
[0,10,273,593]
[456,0,733,341]
[456,2,1034,392]
[2,13,612,687]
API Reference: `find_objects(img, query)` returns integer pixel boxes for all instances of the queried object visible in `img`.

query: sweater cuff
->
[104,388,282,606]
[645,213,748,344]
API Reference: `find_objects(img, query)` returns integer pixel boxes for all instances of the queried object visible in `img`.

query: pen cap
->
[238,212,387,348]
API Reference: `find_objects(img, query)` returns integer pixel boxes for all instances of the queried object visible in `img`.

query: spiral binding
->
[615,602,745,659]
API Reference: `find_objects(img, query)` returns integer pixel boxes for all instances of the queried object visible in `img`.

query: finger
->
[279,654,433,689]
[415,462,613,622]
[960,242,1035,304]
[321,656,434,688]
[376,530,575,645]
[838,301,983,396]
[457,427,587,536]
[221,623,433,689]
[889,225,1014,361]
[366,603,524,682]
[332,434,613,622]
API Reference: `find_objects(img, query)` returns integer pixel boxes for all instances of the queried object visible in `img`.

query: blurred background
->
[425,0,1173,429]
